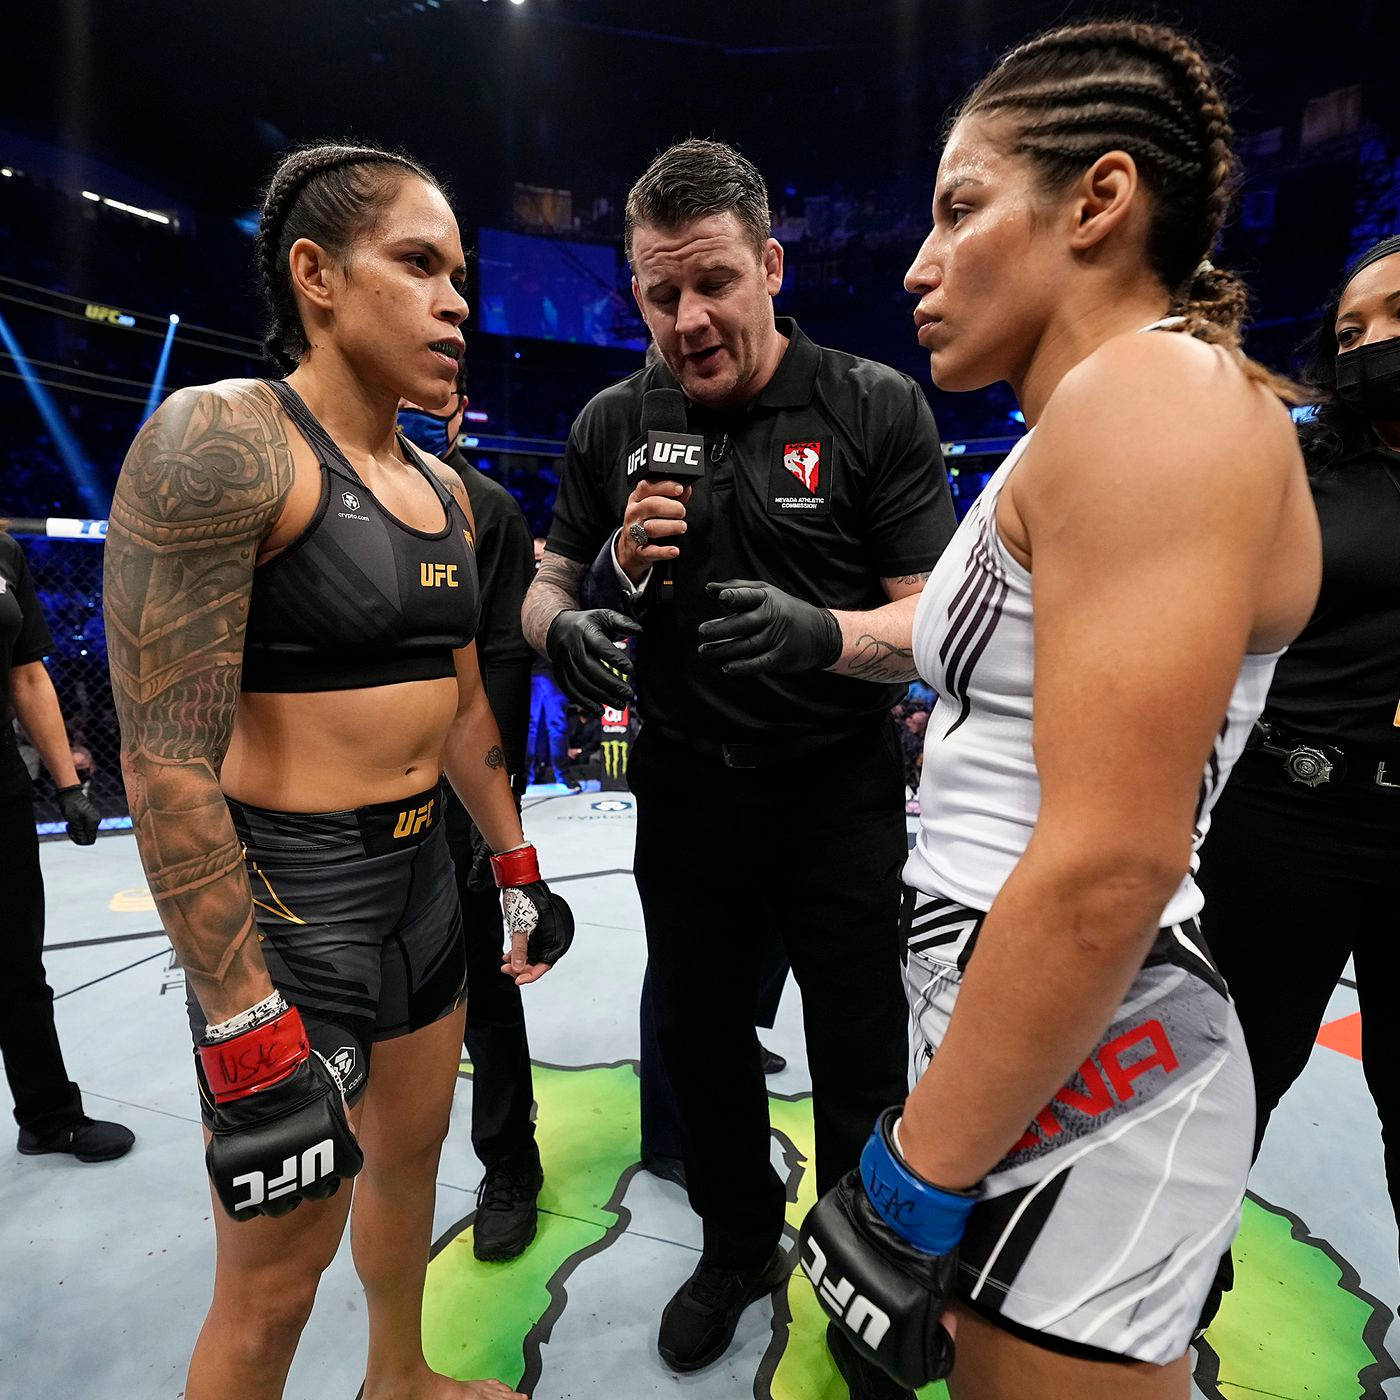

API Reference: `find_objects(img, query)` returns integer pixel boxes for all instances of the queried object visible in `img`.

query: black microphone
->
[632,389,705,607]
[638,388,706,485]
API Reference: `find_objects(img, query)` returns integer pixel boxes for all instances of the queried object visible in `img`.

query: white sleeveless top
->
[903,428,1283,925]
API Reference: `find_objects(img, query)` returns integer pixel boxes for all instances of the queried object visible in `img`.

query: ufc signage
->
[644,430,706,483]
[231,1139,336,1213]
[420,562,459,588]
[394,798,436,839]
[650,439,700,467]
[801,1237,892,1348]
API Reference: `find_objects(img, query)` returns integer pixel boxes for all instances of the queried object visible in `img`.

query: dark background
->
[0,0,1393,825]
[0,0,1394,517]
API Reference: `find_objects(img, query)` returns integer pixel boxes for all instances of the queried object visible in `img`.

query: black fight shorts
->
[187,784,466,1124]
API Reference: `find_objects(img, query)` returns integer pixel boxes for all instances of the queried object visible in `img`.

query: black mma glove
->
[798,1107,980,1390]
[465,820,497,894]
[55,783,100,846]
[698,580,842,677]
[199,1000,363,1222]
[544,608,639,709]
[491,843,575,966]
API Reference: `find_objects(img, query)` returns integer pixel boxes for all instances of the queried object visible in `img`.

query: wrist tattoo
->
[846,634,919,683]
[485,745,506,770]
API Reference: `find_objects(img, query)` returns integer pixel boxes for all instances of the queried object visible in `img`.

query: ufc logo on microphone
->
[231,1139,336,1213]
[650,440,701,467]
[801,1238,892,1348]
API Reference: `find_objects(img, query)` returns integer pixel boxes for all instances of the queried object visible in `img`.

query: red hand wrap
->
[490,843,540,888]
[198,1005,311,1103]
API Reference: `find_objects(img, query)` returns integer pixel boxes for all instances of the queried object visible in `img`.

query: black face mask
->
[1335,336,1400,419]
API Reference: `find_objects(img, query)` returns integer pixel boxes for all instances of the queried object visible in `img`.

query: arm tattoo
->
[886,571,932,589]
[843,634,921,683]
[521,551,585,654]
[104,381,293,1017]
[484,745,505,770]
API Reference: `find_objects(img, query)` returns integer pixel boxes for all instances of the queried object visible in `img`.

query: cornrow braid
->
[256,143,440,372]
[961,21,1303,400]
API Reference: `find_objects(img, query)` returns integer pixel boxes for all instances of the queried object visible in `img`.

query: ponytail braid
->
[256,143,439,372]
[961,21,1303,401]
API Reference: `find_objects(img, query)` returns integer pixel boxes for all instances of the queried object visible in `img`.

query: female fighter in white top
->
[794,20,1322,1400]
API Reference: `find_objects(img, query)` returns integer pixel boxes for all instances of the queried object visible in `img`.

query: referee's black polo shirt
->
[547,317,956,743]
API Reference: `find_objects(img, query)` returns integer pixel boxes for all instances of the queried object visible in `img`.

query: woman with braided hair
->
[105,142,573,1399]
[794,21,1322,1398]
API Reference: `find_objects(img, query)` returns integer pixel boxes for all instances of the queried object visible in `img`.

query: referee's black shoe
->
[472,1144,543,1262]
[827,1321,916,1400]
[17,1115,134,1163]
[658,1247,790,1372]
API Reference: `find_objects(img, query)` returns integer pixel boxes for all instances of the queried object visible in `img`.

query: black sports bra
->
[240,381,479,693]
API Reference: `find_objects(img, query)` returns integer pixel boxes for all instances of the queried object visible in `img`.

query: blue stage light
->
[0,307,104,515]
[143,315,181,423]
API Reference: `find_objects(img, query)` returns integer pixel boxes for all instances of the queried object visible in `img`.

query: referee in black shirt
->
[522,140,954,1397]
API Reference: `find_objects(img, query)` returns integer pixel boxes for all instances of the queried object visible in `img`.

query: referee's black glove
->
[56,783,100,846]
[698,580,842,677]
[544,608,639,709]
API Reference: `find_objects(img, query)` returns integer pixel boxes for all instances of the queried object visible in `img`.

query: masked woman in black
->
[1196,234,1400,1256]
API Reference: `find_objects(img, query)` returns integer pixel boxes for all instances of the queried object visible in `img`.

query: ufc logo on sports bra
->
[231,1140,336,1214]
[394,799,435,839]
[801,1238,892,1348]
[421,562,459,588]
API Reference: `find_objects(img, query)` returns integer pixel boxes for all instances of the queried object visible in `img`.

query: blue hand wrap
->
[859,1108,979,1255]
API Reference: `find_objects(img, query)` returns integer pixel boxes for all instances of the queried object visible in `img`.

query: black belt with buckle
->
[1248,719,1400,790]
[647,721,866,769]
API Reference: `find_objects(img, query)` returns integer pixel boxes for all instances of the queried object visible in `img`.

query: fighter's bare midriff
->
[221,677,460,812]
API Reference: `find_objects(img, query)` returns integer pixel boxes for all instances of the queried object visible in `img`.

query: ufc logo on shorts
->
[801,1238,891,1348]
[394,799,435,839]
[420,562,458,587]
[231,1139,336,1214]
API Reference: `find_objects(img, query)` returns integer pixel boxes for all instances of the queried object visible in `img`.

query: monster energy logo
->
[601,740,630,781]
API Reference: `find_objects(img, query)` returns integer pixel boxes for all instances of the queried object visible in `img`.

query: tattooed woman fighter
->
[103,144,572,1400]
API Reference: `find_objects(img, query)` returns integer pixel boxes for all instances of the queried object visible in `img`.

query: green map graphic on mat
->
[422,1060,1390,1398]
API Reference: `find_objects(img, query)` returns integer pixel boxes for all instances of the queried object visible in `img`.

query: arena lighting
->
[0,307,104,514]
[142,313,181,422]
[79,189,172,225]
[1,167,13,177]
[464,408,489,422]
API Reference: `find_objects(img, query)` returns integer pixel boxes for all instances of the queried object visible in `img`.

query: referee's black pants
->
[0,792,83,1136]
[629,721,909,1270]
[443,792,537,1169]
[1196,748,1400,1250]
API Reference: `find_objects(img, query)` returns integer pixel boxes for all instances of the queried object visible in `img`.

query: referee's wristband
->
[860,1107,980,1254]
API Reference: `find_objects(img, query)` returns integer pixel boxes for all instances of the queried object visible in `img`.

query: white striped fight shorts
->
[901,887,1255,1364]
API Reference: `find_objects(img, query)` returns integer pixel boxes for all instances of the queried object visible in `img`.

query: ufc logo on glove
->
[801,1237,892,1346]
[232,1138,338,1214]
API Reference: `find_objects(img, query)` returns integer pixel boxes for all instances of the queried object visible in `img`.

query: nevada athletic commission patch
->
[769,437,833,517]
